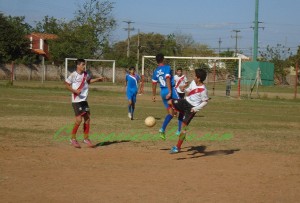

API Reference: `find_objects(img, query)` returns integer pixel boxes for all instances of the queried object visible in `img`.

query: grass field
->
[0,80,299,202]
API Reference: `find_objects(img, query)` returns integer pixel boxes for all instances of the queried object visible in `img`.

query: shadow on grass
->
[94,140,130,148]
[175,145,240,160]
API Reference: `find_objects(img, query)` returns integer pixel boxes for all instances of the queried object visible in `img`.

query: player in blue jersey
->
[125,66,141,120]
[152,53,183,140]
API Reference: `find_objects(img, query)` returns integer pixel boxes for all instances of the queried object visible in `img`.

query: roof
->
[30,32,58,40]
[32,49,46,55]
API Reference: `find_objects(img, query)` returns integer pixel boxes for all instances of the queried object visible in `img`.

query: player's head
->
[156,53,164,64]
[76,59,85,71]
[195,68,207,83]
[176,68,183,76]
[128,66,135,74]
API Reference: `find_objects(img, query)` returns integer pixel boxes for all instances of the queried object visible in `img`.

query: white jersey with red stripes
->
[65,71,90,103]
[185,80,209,109]
[174,74,188,93]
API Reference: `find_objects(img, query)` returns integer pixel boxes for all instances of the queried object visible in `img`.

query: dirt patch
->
[0,140,299,202]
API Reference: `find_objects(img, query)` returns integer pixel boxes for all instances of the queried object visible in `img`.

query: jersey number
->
[159,76,166,86]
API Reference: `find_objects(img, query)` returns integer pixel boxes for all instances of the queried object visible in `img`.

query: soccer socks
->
[131,103,135,118]
[71,123,80,139]
[176,132,186,149]
[83,123,90,139]
[128,104,132,113]
[161,114,173,131]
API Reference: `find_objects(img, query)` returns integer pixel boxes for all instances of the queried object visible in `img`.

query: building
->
[27,32,58,59]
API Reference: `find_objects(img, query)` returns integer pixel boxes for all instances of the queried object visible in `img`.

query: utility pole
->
[231,30,241,56]
[136,29,140,73]
[123,20,134,58]
[253,0,259,61]
[218,37,222,56]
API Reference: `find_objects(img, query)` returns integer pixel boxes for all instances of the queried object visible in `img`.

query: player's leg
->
[70,102,83,148]
[159,89,174,140]
[170,100,195,154]
[172,88,182,135]
[130,93,137,120]
[82,112,94,147]
[128,99,133,119]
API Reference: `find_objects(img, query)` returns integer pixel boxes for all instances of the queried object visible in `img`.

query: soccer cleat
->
[70,139,81,148]
[128,113,131,119]
[83,139,95,148]
[169,146,180,154]
[175,130,181,136]
[159,128,166,140]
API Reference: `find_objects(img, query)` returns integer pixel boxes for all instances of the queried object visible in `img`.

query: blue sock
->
[162,114,173,131]
[131,104,135,117]
[177,113,183,132]
[128,105,132,113]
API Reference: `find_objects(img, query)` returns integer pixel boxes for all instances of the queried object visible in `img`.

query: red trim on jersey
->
[73,71,87,100]
[188,88,204,96]
[175,75,185,88]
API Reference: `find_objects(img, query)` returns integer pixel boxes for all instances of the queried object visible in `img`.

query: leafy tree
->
[0,14,33,64]
[259,44,292,84]
[74,0,116,56]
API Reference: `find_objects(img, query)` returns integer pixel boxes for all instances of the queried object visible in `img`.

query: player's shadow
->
[176,145,240,160]
[94,140,130,148]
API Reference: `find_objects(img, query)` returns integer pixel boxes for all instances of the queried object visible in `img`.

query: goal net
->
[141,56,244,98]
[64,58,116,83]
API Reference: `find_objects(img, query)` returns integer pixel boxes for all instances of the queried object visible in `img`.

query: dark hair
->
[156,53,164,63]
[76,59,85,65]
[129,66,135,71]
[195,69,207,83]
[176,68,182,71]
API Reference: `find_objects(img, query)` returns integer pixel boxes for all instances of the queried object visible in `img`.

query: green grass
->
[0,81,300,154]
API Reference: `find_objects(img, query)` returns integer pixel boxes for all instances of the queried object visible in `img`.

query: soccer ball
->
[145,116,156,127]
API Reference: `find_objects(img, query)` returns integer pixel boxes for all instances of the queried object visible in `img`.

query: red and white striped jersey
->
[174,74,188,93]
[185,80,209,111]
[65,71,90,103]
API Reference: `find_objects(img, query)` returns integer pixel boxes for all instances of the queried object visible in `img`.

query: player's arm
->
[65,82,81,94]
[88,77,103,84]
[191,101,208,112]
[165,76,172,99]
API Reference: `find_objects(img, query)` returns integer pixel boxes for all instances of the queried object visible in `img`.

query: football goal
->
[141,56,243,98]
[64,58,116,83]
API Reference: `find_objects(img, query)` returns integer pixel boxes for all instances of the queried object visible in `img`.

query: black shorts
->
[72,101,90,117]
[178,92,185,99]
[172,99,196,125]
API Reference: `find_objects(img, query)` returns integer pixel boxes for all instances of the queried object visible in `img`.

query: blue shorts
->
[160,87,179,108]
[127,91,137,103]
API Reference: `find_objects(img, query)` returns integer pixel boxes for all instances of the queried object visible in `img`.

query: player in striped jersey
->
[65,59,103,148]
[168,68,209,154]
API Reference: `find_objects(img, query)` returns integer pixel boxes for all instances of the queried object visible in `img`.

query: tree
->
[74,0,116,56]
[259,44,292,85]
[0,14,33,64]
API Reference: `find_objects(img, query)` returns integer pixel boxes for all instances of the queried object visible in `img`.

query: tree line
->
[0,0,299,84]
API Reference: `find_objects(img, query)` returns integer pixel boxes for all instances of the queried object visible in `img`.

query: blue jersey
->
[152,65,175,88]
[126,74,140,93]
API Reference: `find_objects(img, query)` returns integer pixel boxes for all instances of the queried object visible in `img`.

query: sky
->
[1,0,300,56]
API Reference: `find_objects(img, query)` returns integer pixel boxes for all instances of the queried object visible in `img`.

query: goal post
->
[64,58,116,83]
[141,55,242,97]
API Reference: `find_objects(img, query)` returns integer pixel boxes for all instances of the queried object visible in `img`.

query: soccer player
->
[152,53,182,140]
[65,59,103,148]
[174,68,189,99]
[125,66,141,120]
[168,68,209,154]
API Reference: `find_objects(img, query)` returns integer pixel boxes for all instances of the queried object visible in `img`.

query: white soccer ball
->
[145,116,156,127]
